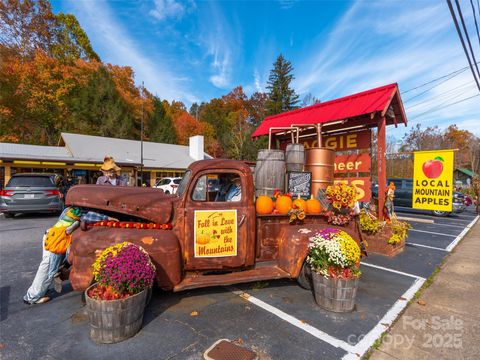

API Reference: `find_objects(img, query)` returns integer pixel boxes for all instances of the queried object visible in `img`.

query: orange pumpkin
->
[196,231,210,244]
[256,195,275,214]
[275,195,293,214]
[306,196,322,214]
[292,195,306,210]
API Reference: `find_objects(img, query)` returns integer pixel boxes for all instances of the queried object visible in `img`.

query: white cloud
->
[199,3,238,89]
[69,1,198,103]
[149,0,185,21]
[294,0,479,136]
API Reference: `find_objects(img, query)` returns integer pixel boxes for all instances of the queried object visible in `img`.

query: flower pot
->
[85,284,149,343]
[312,272,359,312]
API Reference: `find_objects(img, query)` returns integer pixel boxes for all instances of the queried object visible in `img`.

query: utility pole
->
[140,81,144,186]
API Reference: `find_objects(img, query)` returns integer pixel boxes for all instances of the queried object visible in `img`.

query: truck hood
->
[66,185,174,224]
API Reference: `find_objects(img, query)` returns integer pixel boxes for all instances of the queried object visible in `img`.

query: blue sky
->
[52,0,480,139]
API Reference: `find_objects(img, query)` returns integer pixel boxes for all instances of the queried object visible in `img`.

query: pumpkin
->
[292,195,306,210]
[306,195,322,214]
[275,195,293,214]
[197,231,210,244]
[256,195,275,214]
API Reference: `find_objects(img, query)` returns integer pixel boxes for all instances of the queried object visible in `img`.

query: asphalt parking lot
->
[1,207,478,360]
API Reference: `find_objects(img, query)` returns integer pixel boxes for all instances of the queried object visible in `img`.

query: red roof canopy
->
[252,83,407,138]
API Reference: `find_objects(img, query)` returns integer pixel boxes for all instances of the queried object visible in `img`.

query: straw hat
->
[100,156,121,173]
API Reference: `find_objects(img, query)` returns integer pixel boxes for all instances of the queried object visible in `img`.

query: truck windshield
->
[176,170,191,197]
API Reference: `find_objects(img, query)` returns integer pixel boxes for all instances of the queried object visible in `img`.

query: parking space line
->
[446,215,479,252]
[360,262,426,280]
[409,229,456,237]
[406,242,448,251]
[343,278,426,360]
[409,223,467,229]
[228,287,357,355]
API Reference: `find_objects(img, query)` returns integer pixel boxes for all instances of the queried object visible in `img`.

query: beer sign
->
[334,153,371,174]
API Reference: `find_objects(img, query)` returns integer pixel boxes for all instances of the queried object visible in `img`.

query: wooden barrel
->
[304,147,335,197]
[285,143,305,172]
[85,284,149,343]
[312,273,359,312]
[254,149,286,197]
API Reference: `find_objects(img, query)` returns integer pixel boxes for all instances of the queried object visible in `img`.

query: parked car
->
[0,173,65,218]
[154,177,182,194]
[372,178,465,216]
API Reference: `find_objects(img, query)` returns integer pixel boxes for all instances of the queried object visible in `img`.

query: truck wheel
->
[164,190,170,194]
[297,261,312,290]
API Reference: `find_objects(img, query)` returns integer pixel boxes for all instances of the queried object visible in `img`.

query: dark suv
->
[372,178,465,216]
[0,173,65,218]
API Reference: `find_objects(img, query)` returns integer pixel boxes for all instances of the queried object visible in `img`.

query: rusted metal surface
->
[69,227,182,291]
[66,185,176,224]
[204,339,257,360]
[180,160,256,271]
[173,265,289,292]
[257,214,364,277]
[304,147,335,196]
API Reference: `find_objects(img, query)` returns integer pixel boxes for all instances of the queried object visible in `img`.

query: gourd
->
[256,195,275,214]
[196,231,210,244]
[306,195,322,214]
[275,195,293,214]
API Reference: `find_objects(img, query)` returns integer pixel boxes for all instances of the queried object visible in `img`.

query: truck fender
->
[277,226,311,278]
[70,228,183,291]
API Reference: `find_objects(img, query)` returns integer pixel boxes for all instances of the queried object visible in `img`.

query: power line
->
[402,64,471,93]
[447,0,480,91]
[455,0,480,81]
[403,68,469,102]
[409,93,480,120]
[471,0,480,47]
[405,81,475,109]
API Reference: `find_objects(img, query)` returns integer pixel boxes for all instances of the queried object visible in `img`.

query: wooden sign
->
[334,177,371,202]
[334,153,371,174]
[280,129,371,151]
[287,172,312,198]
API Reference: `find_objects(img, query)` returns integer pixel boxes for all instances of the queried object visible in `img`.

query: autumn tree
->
[399,124,444,152]
[266,54,299,115]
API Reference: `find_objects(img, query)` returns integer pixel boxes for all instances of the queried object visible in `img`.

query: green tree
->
[66,66,134,138]
[266,54,299,115]
[148,97,177,144]
[52,12,100,62]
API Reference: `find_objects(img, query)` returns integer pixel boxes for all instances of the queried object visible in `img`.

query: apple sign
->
[422,156,444,179]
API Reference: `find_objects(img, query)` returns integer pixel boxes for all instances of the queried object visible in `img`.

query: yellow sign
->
[413,150,454,211]
[194,210,237,257]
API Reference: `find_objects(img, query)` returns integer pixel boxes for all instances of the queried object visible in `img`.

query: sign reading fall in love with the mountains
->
[413,150,454,212]
[194,210,237,258]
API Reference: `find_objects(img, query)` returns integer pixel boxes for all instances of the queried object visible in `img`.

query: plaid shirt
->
[81,211,109,224]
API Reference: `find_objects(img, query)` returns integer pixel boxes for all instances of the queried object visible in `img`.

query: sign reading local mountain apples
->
[194,210,237,257]
[413,150,454,212]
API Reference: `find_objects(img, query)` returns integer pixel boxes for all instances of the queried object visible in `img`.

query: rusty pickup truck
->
[66,159,363,292]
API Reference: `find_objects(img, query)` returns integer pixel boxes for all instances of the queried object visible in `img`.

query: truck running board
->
[173,266,291,292]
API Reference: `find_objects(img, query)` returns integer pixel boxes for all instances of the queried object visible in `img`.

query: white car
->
[154,177,182,194]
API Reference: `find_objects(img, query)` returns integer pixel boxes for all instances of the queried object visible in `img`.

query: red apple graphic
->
[422,156,444,179]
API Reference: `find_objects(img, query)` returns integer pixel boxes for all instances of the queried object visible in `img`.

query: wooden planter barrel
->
[254,149,286,197]
[85,284,149,343]
[312,272,359,312]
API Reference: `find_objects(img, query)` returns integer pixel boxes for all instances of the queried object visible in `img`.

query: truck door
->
[184,171,252,270]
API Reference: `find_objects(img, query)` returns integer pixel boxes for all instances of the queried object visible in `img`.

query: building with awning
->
[252,83,408,219]
[0,133,210,187]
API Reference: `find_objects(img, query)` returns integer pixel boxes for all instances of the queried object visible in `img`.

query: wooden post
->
[377,116,387,220]
[150,171,156,187]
